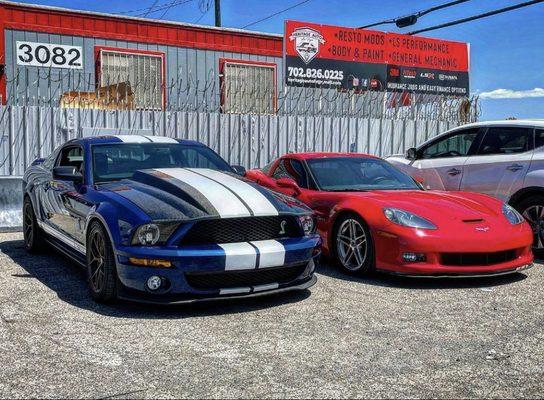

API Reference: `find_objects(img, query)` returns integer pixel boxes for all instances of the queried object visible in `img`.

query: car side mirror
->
[406,147,417,160]
[232,165,246,176]
[53,166,82,182]
[276,177,301,196]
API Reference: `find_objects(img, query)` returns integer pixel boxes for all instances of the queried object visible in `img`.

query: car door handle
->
[447,168,461,176]
[506,164,524,172]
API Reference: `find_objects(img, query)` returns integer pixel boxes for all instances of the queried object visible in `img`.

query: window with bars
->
[221,60,277,114]
[99,49,164,109]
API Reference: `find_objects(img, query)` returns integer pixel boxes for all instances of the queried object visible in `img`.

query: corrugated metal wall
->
[0,105,455,177]
[5,29,282,107]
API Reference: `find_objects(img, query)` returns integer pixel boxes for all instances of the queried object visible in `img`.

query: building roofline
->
[0,0,283,39]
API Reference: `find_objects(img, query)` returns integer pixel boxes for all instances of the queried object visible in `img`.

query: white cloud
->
[479,88,544,99]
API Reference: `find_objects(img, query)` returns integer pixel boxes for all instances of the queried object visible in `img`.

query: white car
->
[387,120,544,251]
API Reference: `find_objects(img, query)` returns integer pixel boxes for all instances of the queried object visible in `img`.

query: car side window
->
[420,129,479,159]
[476,127,531,155]
[534,129,544,149]
[177,148,226,169]
[57,146,84,172]
[272,159,309,188]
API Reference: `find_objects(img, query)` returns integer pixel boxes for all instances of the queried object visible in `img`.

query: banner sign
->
[284,20,469,96]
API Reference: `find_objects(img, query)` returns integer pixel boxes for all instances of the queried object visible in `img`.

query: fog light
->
[402,252,426,263]
[147,276,163,291]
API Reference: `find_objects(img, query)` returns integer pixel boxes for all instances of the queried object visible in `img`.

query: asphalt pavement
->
[0,232,542,399]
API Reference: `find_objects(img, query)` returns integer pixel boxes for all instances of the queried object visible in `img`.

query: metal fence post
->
[8,105,14,176]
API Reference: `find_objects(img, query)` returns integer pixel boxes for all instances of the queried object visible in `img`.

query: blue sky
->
[16,0,544,120]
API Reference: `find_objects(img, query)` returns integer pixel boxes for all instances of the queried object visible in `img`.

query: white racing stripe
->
[251,240,285,268]
[156,168,251,218]
[190,168,278,216]
[115,135,152,143]
[219,242,257,270]
[145,136,178,143]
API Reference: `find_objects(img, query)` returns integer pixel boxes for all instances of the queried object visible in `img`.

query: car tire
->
[23,196,45,253]
[86,221,117,303]
[331,213,375,275]
[515,195,544,256]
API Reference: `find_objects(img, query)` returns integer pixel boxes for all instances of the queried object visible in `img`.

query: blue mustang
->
[22,135,320,304]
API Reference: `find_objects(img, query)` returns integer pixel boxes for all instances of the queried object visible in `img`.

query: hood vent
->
[462,218,484,223]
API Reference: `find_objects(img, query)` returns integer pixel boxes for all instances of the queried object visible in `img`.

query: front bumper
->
[378,263,534,278]
[117,274,317,305]
[374,225,534,277]
[113,235,321,303]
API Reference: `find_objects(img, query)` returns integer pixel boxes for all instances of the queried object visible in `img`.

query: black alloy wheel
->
[86,221,117,303]
[23,196,44,253]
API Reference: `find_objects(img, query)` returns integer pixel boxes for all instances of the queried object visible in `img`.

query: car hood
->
[98,168,310,221]
[351,190,503,223]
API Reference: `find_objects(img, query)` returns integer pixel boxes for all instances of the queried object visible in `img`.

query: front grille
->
[441,249,518,266]
[180,216,301,245]
[185,263,307,290]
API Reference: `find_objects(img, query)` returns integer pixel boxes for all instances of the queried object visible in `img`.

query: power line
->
[359,0,470,29]
[133,0,195,17]
[194,0,212,24]
[241,0,312,29]
[141,0,161,17]
[158,0,180,19]
[194,7,211,24]
[407,0,544,34]
[117,1,173,15]
[418,0,470,17]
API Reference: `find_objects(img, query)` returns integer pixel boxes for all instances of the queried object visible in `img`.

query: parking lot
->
[0,231,542,399]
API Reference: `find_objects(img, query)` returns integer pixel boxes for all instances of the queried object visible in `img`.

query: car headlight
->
[131,222,179,246]
[502,204,524,225]
[383,207,437,230]
[298,215,316,235]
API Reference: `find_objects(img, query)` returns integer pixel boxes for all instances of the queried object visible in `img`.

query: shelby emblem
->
[289,27,325,64]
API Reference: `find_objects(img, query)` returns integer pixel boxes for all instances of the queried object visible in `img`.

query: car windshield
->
[92,143,232,183]
[307,157,420,191]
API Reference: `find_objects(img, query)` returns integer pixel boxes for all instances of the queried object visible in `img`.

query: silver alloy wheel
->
[336,218,368,271]
[522,205,544,249]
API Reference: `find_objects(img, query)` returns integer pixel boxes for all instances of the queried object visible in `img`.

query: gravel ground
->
[0,231,543,399]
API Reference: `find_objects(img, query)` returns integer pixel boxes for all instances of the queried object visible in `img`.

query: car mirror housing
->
[231,165,246,176]
[276,177,301,195]
[406,147,417,160]
[53,166,83,182]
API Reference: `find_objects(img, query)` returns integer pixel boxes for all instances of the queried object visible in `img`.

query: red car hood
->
[350,190,502,224]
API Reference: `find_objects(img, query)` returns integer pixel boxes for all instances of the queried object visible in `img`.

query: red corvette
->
[246,153,534,277]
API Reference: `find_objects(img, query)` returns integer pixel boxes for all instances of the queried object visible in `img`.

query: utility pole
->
[214,0,221,27]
